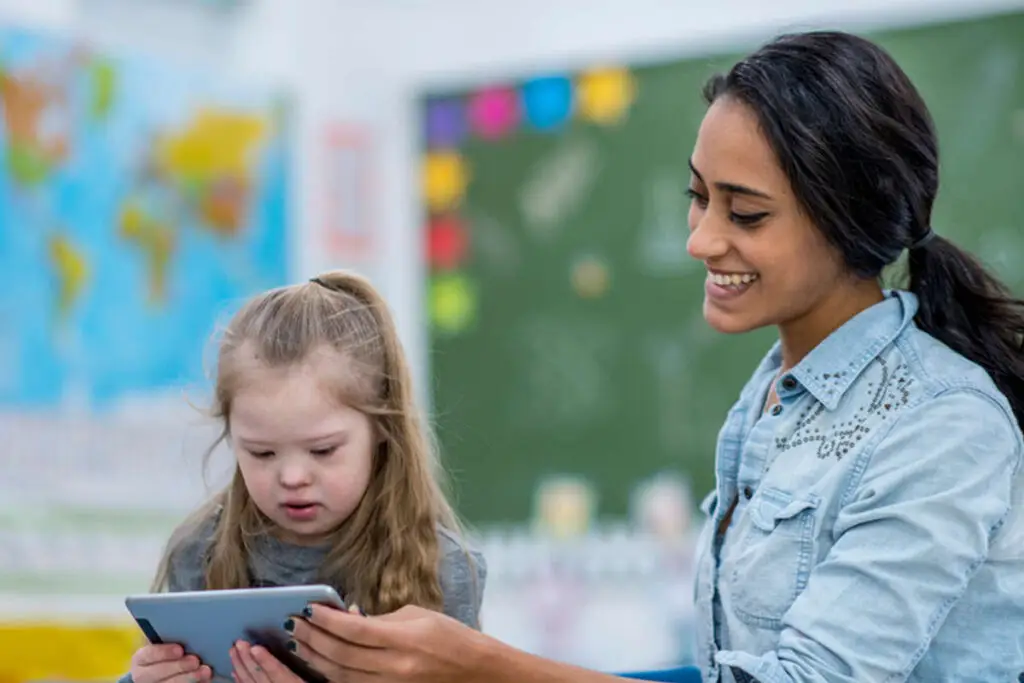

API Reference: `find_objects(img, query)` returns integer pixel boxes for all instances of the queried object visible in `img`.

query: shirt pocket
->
[728,487,820,627]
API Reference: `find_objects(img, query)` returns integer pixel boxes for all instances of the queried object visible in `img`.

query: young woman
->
[229,30,1024,683]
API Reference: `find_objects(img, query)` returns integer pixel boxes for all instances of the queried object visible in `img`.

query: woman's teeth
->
[710,272,759,286]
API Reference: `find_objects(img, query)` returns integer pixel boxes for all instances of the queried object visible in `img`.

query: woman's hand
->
[288,604,489,683]
[230,606,615,683]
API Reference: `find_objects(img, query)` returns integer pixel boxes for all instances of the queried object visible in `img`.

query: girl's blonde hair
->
[152,270,461,614]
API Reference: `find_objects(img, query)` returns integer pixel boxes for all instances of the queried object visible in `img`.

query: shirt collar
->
[768,290,918,410]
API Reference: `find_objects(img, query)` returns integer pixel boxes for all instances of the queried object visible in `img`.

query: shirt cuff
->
[715,649,792,683]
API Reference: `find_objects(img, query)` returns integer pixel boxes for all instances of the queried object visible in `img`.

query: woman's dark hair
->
[704,30,1024,426]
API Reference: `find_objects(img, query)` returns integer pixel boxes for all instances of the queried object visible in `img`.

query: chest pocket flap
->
[748,487,820,532]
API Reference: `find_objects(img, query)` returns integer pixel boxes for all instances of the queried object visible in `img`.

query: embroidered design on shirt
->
[775,356,914,460]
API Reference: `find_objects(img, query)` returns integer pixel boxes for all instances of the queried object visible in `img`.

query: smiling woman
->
[684,99,883,345]
[685,30,1024,683]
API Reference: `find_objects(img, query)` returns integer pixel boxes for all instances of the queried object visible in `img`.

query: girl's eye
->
[249,450,275,459]
[311,446,338,457]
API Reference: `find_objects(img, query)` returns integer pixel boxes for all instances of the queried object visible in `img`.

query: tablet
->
[125,585,346,683]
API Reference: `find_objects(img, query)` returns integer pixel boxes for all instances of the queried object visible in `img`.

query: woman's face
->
[685,96,851,336]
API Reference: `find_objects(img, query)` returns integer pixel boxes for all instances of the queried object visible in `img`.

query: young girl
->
[123,270,486,683]
[222,29,1023,683]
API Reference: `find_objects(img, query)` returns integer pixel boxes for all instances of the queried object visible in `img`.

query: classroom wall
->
[2,0,1022,397]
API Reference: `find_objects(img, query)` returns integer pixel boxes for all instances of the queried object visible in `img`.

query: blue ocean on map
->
[0,27,289,409]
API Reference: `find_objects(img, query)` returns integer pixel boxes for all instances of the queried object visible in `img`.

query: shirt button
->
[743,486,754,499]
[771,404,783,416]
[781,376,797,390]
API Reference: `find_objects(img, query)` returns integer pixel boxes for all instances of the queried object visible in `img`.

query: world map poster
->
[0,29,288,408]
[0,26,289,678]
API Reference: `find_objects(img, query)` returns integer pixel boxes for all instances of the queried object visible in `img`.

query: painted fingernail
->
[283,618,295,633]
[301,604,313,619]
[287,640,297,653]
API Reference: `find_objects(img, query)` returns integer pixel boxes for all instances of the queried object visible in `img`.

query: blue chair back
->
[617,666,701,682]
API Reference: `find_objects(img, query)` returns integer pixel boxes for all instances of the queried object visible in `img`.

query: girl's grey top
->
[119,516,486,682]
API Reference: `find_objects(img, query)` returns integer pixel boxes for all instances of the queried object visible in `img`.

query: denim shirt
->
[693,290,1024,683]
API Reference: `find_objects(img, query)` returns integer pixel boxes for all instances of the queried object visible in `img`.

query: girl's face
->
[230,350,375,545]
[685,96,855,338]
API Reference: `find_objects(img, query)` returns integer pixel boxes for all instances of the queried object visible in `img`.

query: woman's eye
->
[685,187,708,207]
[731,212,769,226]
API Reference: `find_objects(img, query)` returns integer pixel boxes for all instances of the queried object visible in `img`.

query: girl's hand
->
[230,641,305,683]
[129,643,212,683]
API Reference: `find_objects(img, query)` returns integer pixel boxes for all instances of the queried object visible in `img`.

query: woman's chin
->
[703,301,762,335]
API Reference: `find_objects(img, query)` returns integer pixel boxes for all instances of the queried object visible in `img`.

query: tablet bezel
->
[125,584,346,683]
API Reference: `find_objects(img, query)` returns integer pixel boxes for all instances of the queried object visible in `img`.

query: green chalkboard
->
[418,10,1024,524]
